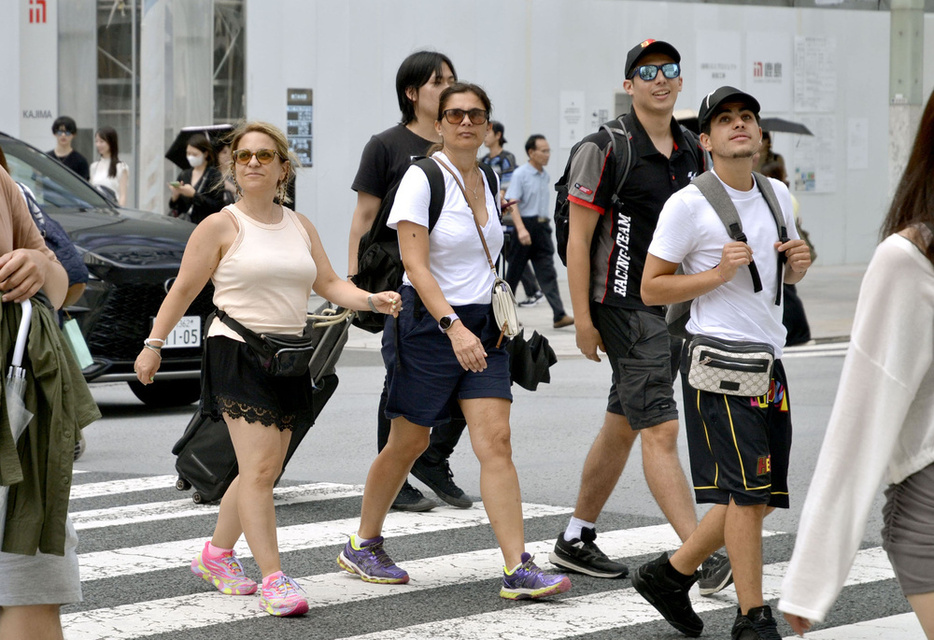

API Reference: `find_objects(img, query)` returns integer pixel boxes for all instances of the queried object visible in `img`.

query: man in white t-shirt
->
[635,87,811,640]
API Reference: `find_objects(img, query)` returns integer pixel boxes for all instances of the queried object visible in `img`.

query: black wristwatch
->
[438,313,459,332]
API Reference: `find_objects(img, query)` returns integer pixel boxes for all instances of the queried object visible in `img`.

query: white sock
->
[564,516,595,542]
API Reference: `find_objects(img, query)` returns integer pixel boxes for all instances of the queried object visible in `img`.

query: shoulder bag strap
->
[692,171,763,294]
[433,157,498,276]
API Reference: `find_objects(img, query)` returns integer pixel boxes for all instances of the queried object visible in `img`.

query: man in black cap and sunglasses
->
[551,39,732,593]
[637,86,810,640]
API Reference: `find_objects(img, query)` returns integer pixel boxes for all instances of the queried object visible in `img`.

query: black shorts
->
[201,335,317,431]
[680,341,792,508]
[593,304,678,430]
[381,286,512,428]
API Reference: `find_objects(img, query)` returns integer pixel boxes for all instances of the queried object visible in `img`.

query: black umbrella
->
[759,117,813,136]
[165,124,234,170]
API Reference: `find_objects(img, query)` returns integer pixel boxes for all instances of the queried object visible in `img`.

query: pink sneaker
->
[260,571,309,617]
[190,541,257,595]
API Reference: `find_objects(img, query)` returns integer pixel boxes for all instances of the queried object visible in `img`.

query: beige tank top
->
[207,204,317,341]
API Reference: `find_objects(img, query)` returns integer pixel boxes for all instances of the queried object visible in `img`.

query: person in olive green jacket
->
[0,165,100,640]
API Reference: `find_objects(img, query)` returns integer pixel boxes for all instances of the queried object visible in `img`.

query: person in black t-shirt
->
[347,51,474,512]
[47,116,90,181]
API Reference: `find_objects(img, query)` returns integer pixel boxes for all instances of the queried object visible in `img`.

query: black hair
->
[52,115,77,135]
[186,134,217,167]
[490,121,506,145]
[396,51,457,125]
[95,126,121,178]
[882,87,934,265]
[525,134,546,155]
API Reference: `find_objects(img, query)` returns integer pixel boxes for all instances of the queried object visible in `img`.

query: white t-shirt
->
[89,159,128,198]
[388,152,503,306]
[648,170,799,357]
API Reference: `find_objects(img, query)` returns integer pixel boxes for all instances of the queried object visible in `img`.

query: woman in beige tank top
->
[133,121,400,618]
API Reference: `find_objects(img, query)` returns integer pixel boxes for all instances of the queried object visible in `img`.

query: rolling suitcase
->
[172,303,353,504]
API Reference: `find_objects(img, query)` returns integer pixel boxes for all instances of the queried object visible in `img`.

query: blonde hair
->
[224,121,301,204]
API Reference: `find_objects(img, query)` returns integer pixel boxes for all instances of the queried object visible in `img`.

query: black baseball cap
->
[697,86,761,131]
[625,39,681,79]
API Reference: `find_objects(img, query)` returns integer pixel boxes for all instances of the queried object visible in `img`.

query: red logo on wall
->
[29,0,47,24]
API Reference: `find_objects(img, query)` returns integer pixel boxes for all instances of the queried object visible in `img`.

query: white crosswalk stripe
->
[59,473,922,640]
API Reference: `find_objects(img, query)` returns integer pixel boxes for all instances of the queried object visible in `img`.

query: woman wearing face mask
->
[168,134,226,224]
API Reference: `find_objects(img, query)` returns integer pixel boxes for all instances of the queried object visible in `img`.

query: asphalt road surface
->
[63,344,924,639]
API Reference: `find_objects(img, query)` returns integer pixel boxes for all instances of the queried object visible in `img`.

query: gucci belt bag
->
[687,335,774,397]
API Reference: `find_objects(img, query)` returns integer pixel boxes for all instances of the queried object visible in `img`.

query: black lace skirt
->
[201,335,317,431]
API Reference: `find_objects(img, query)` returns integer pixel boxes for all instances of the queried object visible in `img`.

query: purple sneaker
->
[337,535,409,584]
[500,552,572,600]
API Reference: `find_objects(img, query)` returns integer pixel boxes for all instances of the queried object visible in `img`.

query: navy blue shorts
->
[680,341,792,508]
[381,286,512,428]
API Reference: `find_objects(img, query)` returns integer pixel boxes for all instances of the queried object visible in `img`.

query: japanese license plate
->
[161,316,201,349]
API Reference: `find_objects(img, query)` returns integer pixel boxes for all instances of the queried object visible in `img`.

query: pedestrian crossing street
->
[62,471,923,640]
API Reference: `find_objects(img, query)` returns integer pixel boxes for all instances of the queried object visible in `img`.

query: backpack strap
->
[600,117,633,207]
[476,161,501,216]
[692,171,764,294]
[752,172,790,305]
[412,157,446,233]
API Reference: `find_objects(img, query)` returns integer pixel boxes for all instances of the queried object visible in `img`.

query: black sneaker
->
[698,551,733,595]
[631,552,703,638]
[410,459,473,509]
[390,481,435,512]
[518,291,543,307]
[731,605,781,640]
[548,527,628,578]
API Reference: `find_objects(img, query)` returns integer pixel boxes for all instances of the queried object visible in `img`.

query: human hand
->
[0,248,49,303]
[369,291,401,317]
[783,612,812,636]
[447,323,487,372]
[717,241,753,282]
[134,348,161,385]
[776,238,811,274]
[576,321,605,362]
[517,228,532,246]
[178,184,197,198]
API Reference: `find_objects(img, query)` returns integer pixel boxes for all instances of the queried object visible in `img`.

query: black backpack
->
[553,117,705,266]
[352,157,498,333]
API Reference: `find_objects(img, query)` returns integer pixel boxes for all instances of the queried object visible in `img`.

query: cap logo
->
[640,39,656,48]
[705,91,715,109]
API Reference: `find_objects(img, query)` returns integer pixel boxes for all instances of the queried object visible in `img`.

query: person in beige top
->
[134,121,400,618]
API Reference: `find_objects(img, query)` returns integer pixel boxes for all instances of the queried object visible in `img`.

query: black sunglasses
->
[633,63,681,82]
[442,108,489,125]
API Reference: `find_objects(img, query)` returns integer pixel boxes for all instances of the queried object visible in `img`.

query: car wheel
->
[128,379,201,407]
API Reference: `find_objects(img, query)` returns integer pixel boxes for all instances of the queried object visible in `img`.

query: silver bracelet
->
[367,294,380,314]
[143,344,163,360]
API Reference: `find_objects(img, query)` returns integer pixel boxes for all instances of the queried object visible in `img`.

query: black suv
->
[0,132,213,407]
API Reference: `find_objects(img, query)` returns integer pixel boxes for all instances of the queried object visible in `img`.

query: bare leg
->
[214,417,292,578]
[572,412,638,522]
[724,500,766,614]
[670,504,727,575]
[460,397,524,568]
[0,604,64,640]
[640,419,698,542]
[358,417,430,539]
[907,592,934,639]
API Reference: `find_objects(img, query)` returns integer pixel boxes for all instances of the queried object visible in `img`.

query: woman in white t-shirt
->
[339,83,571,602]
[90,126,129,206]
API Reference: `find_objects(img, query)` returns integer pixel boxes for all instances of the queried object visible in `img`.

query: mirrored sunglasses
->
[232,148,281,165]
[635,63,681,82]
